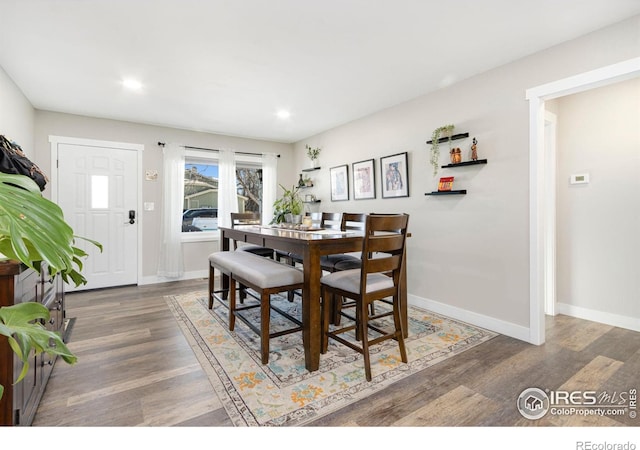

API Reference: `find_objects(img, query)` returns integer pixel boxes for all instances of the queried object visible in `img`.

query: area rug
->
[165,290,497,426]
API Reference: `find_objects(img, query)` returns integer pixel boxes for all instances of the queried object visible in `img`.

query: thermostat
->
[570,173,589,185]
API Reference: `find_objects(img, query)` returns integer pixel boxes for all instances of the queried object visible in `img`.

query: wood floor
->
[32,279,640,427]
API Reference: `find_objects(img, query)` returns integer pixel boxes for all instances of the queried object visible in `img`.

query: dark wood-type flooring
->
[32,279,639,427]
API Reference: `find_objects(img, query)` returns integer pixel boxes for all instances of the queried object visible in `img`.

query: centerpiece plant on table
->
[270,184,303,225]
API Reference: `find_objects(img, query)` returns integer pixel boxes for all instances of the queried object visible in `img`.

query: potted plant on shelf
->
[270,184,303,225]
[305,145,321,169]
[429,124,455,176]
[0,172,102,400]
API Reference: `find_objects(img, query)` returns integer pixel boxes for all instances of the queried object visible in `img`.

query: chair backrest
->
[360,214,409,293]
[320,212,342,230]
[231,212,261,228]
[230,212,261,249]
[341,212,366,232]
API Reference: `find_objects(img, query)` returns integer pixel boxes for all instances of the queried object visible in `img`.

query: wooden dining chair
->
[273,212,344,301]
[320,213,409,381]
[231,212,274,258]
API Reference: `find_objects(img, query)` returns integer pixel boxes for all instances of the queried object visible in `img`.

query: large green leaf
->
[0,302,77,390]
[0,173,102,285]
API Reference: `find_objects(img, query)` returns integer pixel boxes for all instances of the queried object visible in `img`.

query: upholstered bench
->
[208,250,304,364]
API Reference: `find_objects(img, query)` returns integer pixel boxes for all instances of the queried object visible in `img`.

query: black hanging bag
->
[0,135,48,191]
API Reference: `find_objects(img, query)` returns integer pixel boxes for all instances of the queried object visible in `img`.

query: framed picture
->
[380,152,409,198]
[329,164,349,201]
[352,159,376,200]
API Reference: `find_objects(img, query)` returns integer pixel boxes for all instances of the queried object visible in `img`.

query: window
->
[181,150,264,236]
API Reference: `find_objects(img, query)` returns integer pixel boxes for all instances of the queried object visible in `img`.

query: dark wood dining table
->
[219,225,408,372]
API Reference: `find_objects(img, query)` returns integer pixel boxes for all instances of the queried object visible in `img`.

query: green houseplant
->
[305,145,321,168]
[429,124,455,176]
[0,172,102,399]
[270,184,303,224]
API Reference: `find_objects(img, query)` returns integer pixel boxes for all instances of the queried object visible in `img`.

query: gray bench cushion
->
[209,251,303,289]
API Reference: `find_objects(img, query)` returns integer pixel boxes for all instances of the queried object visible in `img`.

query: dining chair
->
[230,212,274,258]
[320,213,409,381]
[274,212,344,301]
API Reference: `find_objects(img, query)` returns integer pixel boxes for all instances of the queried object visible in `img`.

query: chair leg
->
[229,277,236,331]
[286,257,296,302]
[360,298,372,382]
[261,292,271,364]
[208,265,215,309]
[321,287,331,354]
[332,295,342,326]
[392,295,408,363]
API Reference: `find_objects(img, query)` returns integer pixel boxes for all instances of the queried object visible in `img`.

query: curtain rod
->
[157,141,279,158]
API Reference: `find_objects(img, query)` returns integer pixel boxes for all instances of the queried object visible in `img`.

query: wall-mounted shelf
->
[441,159,487,168]
[303,200,321,204]
[299,184,314,188]
[425,190,467,196]
[426,132,469,145]
[430,156,487,195]
[302,166,321,172]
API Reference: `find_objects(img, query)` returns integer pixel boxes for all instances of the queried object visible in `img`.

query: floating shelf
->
[441,159,488,168]
[426,132,469,145]
[425,190,467,196]
[303,200,321,203]
[299,184,314,188]
[302,166,321,172]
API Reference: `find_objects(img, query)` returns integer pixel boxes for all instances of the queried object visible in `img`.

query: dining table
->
[218,224,409,372]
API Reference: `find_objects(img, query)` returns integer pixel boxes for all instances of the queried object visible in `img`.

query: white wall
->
[0,65,34,156]
[291,15,640,340]
[33,111,294,282]
[555,78,640,330]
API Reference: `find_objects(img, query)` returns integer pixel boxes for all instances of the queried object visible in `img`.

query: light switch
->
[144,202,155,211]
[570,173,589,185]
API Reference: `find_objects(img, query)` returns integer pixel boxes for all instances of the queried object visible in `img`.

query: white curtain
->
[157,143,185,278]
[262,153,278,225]
[218,149,238,229]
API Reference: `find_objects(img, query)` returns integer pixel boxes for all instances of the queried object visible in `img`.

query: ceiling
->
[1,0,639,144]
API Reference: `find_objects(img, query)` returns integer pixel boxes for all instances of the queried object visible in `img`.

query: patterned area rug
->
[166,290,497,426]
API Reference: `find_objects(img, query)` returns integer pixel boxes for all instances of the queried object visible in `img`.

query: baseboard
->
[138,274,535,342]
[139,269,209,286]
[556,302,639,332]
[408,294,531,343]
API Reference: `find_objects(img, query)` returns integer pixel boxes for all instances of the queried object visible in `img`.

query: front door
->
[52,137,140,291]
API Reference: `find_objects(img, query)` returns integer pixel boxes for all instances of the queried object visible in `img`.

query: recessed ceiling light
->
[122,78,143,90]
[276,110,291,119]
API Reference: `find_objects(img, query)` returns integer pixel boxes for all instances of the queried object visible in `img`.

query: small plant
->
[305,145,321,161]
[430,124,455,176]
[270,184,303,224]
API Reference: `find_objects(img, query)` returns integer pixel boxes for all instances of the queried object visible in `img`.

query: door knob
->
[128,210,136,224]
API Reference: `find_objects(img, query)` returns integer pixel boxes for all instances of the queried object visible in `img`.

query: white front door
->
[51,137,141,291]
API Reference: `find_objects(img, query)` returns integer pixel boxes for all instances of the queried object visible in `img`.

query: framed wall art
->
[329,164,349,201]
[352,159,376,200]
[380,152,409,198]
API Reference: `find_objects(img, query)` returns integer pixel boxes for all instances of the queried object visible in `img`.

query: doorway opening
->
[526,57,640,345]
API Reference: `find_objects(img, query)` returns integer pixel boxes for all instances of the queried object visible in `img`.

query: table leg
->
[302,246,322,372]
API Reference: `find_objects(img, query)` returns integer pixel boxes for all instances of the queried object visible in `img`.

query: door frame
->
[526,56,640,345]
[48,135,144,287]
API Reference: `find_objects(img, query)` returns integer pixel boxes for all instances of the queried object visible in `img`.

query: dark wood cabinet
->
[0,260,65,426]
